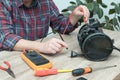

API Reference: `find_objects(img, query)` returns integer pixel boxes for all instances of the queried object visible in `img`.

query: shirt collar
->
[17,0,38,8]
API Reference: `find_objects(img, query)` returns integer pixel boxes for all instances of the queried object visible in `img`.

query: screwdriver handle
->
[35,69,58,77]
[72,67,92,76]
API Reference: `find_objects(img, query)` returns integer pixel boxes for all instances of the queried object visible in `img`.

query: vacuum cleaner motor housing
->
[77,18,113,61]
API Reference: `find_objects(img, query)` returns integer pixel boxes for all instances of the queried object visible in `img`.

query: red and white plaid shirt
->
[0,0,78,50]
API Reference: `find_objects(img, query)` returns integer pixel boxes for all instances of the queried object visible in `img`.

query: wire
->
[40,32,53,42]
[62,16,70,35]
[113,46,120,52]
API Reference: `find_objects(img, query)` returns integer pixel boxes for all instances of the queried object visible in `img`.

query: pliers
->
[0,61,16,78]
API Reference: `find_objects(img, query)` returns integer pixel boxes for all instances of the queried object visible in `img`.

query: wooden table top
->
[0,27,120,80]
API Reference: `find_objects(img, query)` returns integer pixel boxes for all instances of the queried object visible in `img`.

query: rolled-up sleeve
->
[49,0,78,34]
[0,2,22,50]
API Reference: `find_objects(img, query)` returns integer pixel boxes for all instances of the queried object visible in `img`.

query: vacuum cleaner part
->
[77,18,120,61]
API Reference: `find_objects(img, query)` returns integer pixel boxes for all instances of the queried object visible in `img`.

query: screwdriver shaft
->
[58,70,72,73]
[93,65,117,71]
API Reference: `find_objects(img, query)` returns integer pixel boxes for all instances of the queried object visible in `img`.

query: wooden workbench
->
[0,27,120,80]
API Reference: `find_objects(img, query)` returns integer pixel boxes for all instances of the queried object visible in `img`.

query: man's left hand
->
[69,5,90,25]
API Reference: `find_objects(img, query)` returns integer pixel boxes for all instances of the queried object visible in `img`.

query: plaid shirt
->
[0,0,77,50]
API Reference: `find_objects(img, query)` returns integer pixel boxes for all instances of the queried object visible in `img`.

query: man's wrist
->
[31,41,41,51]
[69,13,80,26]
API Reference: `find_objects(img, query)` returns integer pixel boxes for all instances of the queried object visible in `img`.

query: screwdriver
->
[72,65,117,76]
[34,65,116,77]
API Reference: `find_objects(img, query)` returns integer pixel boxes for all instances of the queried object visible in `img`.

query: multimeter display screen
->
[25,51,49,66]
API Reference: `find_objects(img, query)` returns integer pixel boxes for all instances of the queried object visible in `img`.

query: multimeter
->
[21,50,52,70]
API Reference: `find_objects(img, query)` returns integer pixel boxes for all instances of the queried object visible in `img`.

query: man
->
[0,0,90,54]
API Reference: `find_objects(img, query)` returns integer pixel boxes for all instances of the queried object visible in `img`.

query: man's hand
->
[70,5,90,25]
[14,38,68,54]
[38,38,68,54]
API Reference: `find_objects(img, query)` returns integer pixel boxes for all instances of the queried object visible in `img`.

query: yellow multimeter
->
[21,50,52,70]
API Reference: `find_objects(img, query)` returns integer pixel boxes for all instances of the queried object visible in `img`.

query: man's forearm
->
[13,39,39,51]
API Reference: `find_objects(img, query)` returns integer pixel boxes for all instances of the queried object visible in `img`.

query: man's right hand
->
[14,38,68,54]
[37,38,68,54]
